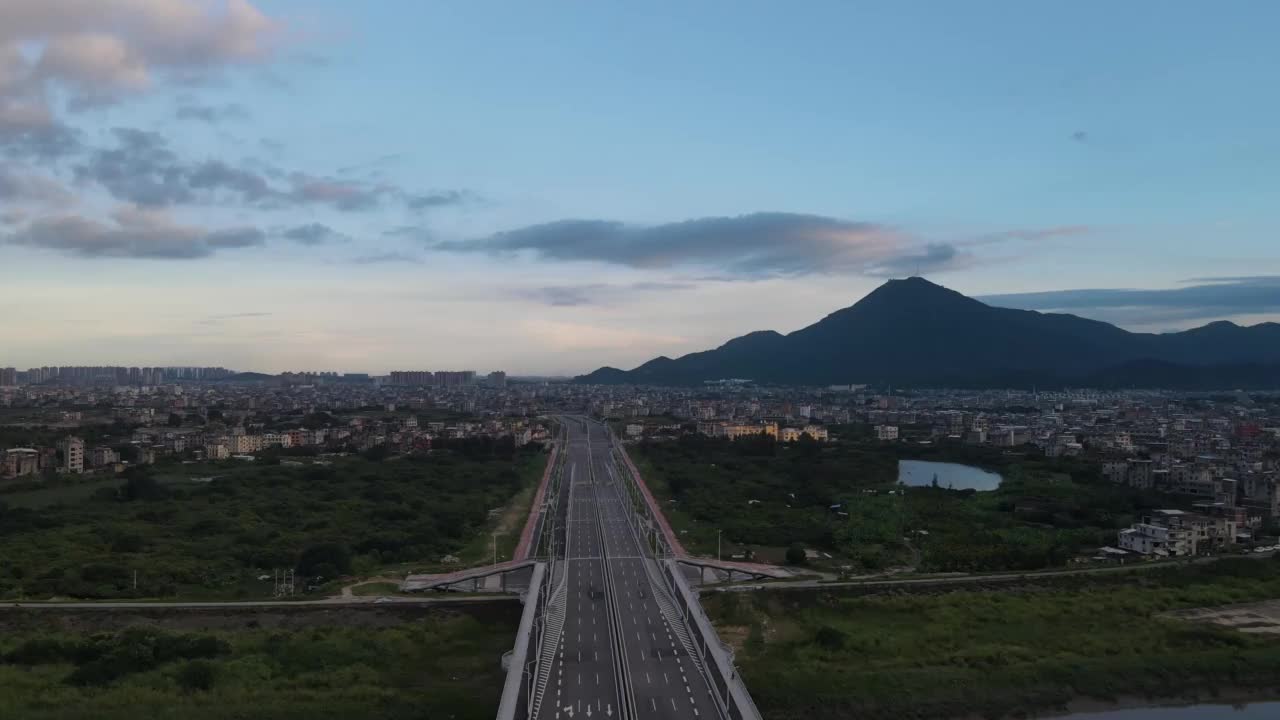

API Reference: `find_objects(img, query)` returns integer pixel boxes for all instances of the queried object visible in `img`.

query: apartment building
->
[58,436,84,474]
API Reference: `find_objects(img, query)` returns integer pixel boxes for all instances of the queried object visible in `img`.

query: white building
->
[875,425,899,441]
[1118,522,1195,556]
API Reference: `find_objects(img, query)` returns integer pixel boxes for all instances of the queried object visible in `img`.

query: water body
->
[897,459,1003,491]
[1056,702,1280,719]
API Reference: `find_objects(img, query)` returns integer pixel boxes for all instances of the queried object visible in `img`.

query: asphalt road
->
[540,419,721,720]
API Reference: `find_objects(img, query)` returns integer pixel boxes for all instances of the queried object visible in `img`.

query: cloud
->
[282,222,346,245]
[337,153,403,176]
[405,190,470,211]
[351,251,422,264]
[515,282,696,307]
[34,33,150,109]
[969,225,1092,246]
[0,168,76,206]
[865,242,971,278]
[4,205,264,259]
[175,101,249,124]
[383,225,433,242]
[0,1,278,105]
[520,319,687,352]
[198,311,271,325]
[0,96,82,159]
[72,127,467,213]
[287,174,381,211]
[434,213,908,278]
[980,276,1280,326]
[74,127,194,205]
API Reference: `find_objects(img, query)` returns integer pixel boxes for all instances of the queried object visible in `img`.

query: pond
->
[1055,702,1280,719]
[898,459,1003,491]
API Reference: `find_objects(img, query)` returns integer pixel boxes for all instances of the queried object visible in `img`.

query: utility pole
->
[493,532,499,566]
[717,530,722,562]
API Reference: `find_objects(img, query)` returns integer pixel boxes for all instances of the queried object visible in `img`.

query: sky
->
[2,0,1279,376]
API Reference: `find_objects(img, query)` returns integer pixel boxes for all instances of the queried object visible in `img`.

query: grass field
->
[706,557,1280,720]
[0,608,516,720]
[350,581,402,596]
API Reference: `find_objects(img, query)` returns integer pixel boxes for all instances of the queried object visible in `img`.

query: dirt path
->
[338,577,403,598]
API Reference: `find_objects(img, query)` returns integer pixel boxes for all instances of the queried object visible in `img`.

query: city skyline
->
[2,1,1279,375]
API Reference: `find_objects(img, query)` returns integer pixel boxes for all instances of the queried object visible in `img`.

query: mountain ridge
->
[574,277,1280,389]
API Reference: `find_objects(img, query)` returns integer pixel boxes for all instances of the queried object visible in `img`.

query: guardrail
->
[496,562,547,720]
[660,561,762,720]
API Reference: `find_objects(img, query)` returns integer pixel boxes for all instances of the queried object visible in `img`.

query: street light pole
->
[492,532,499,566]
[717,530,722,562]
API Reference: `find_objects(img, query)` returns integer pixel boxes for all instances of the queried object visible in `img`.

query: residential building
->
[875,425,899,441]
[90,446,118,467]
[2,448,39,478]
[58,436,84,474]
[1118,520,1196,556]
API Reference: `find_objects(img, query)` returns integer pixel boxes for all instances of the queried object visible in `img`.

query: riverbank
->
[705,557,1280,720]
[1036,692,1280,719]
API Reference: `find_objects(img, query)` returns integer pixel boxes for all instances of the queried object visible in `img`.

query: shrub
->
[176,660,217,692]
[786,543,807,565]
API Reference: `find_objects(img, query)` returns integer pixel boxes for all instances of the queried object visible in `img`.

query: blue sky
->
[2,1,1278,374]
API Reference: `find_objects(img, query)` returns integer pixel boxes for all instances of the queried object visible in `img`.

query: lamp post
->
[717,530,722,562]
[492,532,499,566]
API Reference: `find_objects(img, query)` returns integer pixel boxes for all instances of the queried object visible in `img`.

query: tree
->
[167,413,183,427]
[122,470,166,501]
[296,542,353,579]
[785,542,807,565]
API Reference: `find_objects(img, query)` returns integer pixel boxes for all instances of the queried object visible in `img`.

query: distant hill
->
[574,277,1280,389]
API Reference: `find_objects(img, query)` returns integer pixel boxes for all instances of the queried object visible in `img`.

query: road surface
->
[539,418,721,720]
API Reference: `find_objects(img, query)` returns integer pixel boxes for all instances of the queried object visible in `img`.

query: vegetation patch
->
[0,609,514,720]
[634,429,1198,572]
[705,557,1280,720]
[0,441,547,600]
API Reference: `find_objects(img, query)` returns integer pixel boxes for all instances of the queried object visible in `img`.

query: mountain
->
[574,277,1280,389]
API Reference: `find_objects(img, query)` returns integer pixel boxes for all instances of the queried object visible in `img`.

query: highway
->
[538,418,721,720]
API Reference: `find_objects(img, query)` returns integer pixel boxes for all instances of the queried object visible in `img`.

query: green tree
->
[785,543,807,565]
[296,542,353,578]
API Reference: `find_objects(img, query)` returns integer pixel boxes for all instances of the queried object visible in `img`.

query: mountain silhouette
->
[575,277,1280,388]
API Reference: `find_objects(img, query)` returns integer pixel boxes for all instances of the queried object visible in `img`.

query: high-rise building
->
[0,367,16,386]
[58,436,84,474]
[487,371,507,388]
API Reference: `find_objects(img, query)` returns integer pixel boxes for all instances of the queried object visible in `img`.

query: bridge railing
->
[659,561,763,720]
[495,562,546,720]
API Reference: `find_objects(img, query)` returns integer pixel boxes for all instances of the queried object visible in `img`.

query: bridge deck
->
[402,559,535,592]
